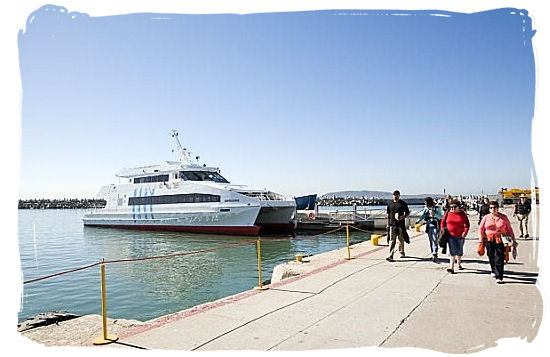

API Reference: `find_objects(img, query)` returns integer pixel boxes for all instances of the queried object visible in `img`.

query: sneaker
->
[496,279,504,284]
[386,257,394,262]
[446,268,455,274]
[431,255,437,262]
[519,235,524,238]
[491,272,496,277]
[525,234,530,238]
[400,253,406,258]
[458,265,464,270]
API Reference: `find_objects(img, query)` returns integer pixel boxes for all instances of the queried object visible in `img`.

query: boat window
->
[134,174,169,184]
[128,193,221,205]
[180,171,229,183]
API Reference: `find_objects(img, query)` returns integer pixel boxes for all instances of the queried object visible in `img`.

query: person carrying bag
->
[479,200,517,284]
[439,211,449,254]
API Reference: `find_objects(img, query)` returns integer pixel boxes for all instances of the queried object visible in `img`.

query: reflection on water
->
[18,209,373,322]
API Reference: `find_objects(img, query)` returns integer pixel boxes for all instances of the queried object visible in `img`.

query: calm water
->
[18,209,379,322]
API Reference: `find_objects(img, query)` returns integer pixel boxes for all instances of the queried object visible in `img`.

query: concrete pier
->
[114,207,543,351]
[20,207,543,352]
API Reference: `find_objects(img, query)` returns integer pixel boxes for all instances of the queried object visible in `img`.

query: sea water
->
[17,209,379,322]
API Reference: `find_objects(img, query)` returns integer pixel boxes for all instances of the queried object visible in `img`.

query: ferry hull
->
[83,205,262,236]
[84,223,260,236]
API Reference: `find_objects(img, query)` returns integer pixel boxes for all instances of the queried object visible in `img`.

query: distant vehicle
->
[498,187,539,204]
[83,130,296,236]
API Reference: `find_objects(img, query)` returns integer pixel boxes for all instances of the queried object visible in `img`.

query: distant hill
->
[320,190,444,200]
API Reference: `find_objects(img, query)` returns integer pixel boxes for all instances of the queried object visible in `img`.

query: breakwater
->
[18,199,106,209]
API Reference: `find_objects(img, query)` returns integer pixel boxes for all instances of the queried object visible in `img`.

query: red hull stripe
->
[84,224,260,236]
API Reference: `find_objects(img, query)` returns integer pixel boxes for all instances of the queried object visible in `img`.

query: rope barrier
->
[349,225,385,235]
[103,239,258,264]
[21,225,358,285]
[23,262,102,285]
[265,226,346,243]
[21,223,377,345]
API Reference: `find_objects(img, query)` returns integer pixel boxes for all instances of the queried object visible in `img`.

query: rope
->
[103,239,257,264]
[22,226,351,285]
[23,262,102,285]
[349,224,386,235]
[265,226,346,243]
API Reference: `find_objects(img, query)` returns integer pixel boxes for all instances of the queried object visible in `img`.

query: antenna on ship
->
[170,130,193,165]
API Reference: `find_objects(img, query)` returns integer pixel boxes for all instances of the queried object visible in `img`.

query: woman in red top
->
[441,199,470,274]
[479,200,517,284]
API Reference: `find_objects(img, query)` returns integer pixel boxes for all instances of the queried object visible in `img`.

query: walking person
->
[441,199,470,273]
[514,195,531,238]
[386,190,410,262]
[442,194,452,212]
[479,201,517,283]
[415,197,442,262]
[477,197,490,224]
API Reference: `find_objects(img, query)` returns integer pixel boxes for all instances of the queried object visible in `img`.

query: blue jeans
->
[448,236,464,256]
[427,223,439,255]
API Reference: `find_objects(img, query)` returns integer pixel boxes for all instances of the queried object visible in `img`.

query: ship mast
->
[170,130,194,165]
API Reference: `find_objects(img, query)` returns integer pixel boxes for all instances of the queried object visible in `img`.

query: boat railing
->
[239,191,287,201]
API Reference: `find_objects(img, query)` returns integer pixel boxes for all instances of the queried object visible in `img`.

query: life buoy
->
[308,212,315,219]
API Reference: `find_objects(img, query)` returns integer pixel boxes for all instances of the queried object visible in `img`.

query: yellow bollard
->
[254,237,268,290]
[295,254,303,262]
[346,225,351,260]
[415,223,422,232]
[93,261,118,345]
[371,234,381,246]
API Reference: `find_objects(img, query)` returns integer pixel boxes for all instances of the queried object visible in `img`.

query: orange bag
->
[477,242,485,256]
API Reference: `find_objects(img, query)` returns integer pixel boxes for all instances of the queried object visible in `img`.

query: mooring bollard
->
[93,260,118,345]
[346,224,351,260]
[254,237,268,290]
[371,234,381,246]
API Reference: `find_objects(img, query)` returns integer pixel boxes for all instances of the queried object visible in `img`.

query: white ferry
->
[83,131,296,236]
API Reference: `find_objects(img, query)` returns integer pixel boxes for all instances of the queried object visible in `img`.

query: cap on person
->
[393,190,400,196]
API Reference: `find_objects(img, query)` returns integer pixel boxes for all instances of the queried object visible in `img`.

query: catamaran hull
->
[254,204,296,233]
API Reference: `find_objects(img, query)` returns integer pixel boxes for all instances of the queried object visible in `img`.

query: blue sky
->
[17,5,537,198]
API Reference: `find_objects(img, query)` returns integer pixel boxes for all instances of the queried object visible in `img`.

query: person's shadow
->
[455,259,537,284]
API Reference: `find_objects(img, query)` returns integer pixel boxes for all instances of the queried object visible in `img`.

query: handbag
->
[438,212,449,248]
[477,241,486,256]
[501,235,512,245]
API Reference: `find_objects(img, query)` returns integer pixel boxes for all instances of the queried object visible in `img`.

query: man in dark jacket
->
[386,190,410,261]
[478,197,490,224]
[514,195,531,238]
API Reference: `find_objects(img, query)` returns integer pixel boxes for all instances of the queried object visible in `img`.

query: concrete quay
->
[100,206,543,352]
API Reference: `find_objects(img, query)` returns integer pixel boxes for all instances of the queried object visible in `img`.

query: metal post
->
[93,261,118,345]
[254,237,268,290]
[346,224,351,260]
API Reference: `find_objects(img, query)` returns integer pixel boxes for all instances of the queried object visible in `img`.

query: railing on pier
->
[300,208,424,225]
